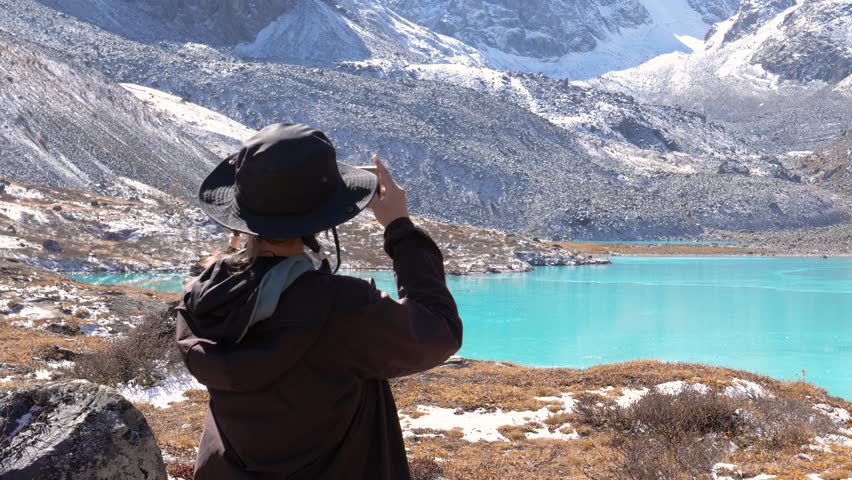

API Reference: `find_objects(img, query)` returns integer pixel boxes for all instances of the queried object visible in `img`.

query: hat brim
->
[198,156,379,238]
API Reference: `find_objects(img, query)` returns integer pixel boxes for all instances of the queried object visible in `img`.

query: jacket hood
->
[183,257,261,344]
[176,256,327,392]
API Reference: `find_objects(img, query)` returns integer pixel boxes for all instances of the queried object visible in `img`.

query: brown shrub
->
[72,306,179,387]
[579,388,740,480]
[543,412,572,430]
[409,457,445,480]
[625,389,742,442]
[497,422,538,442]
[742,395,835,450]
[587,434,724,480]
[572,393,621,430]
[167,463,194,480]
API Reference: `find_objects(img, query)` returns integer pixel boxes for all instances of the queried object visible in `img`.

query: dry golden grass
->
[729,445,852,479]
[556,241,757,256]
[0,322,104,372]
[132,359,852,479]
[137,389,209,463]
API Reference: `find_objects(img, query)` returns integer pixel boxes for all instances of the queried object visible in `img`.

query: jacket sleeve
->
[336,217,463,380]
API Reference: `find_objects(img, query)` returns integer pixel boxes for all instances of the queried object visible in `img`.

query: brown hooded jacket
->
[176,218,462,479]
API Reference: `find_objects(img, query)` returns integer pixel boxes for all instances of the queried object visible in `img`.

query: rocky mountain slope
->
[34,0,743,78]
[795,131,852,195]
[591,0,852,153]
[3,0,848,241]
[36,0,487,67]
[0,31,218,196]
[382,0,741,78]
[0,177,602,275]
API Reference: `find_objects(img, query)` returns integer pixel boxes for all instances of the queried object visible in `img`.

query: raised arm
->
[330,156,462,379]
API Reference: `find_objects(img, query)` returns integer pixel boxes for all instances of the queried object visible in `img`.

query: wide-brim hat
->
[198,123,378,238]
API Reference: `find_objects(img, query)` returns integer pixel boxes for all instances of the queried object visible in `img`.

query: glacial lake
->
[72,257,852,400]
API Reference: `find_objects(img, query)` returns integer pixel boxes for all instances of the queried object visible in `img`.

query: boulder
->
[0,380,166,480]
[42,239,63,253]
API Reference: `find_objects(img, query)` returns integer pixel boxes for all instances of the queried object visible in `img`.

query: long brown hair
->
[198,232,318,273]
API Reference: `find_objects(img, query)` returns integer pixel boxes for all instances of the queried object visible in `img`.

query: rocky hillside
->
[796,132,852,196]
[750,0,851,84]
[0,177,603,275]
[37,0,486,67]
[2,0,850,242]
[592,0,852,153]
[0,31,218,196]
[382,0,740,78]
[35,0,744,78]
[2,0,848,241]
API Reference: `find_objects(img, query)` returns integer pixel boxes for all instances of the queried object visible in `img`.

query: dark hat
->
[198,123,378,238]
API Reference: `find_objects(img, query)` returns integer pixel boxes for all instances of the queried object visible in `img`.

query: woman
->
[176,123,463,479]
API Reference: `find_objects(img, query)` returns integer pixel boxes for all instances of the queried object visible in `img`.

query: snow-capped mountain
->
[234,0,486,65]
[590,0,851,152]
[1,0,850,241]
[343,62,788,178]
[750,0,851,83]
[2,0,847,241]
[382,0,740,78]
[35,0,745,78]
[0,31,218,195]
[35,0,486,67]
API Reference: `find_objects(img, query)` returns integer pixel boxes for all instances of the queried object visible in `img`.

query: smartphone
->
[356,165,381,194]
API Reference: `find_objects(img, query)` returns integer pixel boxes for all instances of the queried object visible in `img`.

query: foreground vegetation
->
[50,309,852,479]
[3,304,851,480]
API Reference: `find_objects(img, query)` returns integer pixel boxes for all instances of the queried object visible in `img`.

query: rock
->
[718,159,751,176]
[45,323,81,336]
[42,239,62,253]
[103,229,138,241]
[441,356,468,368]
[35,345,79,362]
[0,380,166,480]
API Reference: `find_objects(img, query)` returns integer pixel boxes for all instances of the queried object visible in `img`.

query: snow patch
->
[616,387,649,407]
[10,305,54,321]
[4,184,45,200]
[121,84,256,148]
[724,378,766,398]
[656,380,710,395]
[0,203,50,225]
[9,406,42,439]
[814,403,851,423]
[401,393,575,442]
[0,236,29,250]
[120,368,206,409]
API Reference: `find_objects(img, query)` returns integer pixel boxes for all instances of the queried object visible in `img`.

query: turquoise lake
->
[72,257,852,399]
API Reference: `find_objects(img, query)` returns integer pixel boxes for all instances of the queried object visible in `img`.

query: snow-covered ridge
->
[38,0,741,78]
[235,0,486,67]
[121,83,256,157]
[588,0,851,153]
[381,0,738,78]
[0,31,218,196]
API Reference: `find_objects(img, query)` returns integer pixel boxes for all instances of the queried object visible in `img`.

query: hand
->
[368,155,409,228]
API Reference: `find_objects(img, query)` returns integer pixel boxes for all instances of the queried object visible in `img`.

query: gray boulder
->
[0,380,166,480]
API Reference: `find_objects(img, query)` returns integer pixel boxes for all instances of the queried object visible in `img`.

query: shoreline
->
[557,241,852,258]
